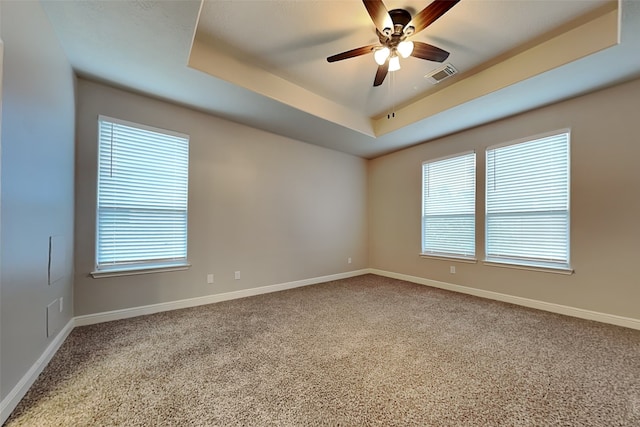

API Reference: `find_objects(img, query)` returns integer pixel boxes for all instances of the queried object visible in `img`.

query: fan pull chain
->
[387,69,396,119]
[392,70,396,118]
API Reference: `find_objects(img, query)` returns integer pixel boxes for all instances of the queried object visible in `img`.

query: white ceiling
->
[41,0,640,158]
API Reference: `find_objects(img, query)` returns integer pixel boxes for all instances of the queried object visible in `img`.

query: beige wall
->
[74,79,368,316]
[1,1,76,401]
[369,77,640,321]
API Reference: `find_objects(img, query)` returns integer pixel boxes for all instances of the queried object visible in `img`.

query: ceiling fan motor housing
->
[389,9,412,29]
[378,9,413,47]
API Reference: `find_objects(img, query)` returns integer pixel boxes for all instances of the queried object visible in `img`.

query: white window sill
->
[483,259,573,275]
[91,262,191,278]
[419,253,477,264]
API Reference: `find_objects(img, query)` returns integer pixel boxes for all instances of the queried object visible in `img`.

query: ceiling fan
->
[327,0,460,87]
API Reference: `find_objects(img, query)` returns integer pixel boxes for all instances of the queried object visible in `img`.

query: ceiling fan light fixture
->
[397,40,414,58]
[374,47,390,65]
[389,55,401,72]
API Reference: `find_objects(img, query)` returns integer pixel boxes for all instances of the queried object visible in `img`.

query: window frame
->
[484,129,572,273]
[91,115,190,278]
[421,150,477,261]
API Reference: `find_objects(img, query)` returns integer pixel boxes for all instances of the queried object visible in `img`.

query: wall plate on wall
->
[48,235,66,285]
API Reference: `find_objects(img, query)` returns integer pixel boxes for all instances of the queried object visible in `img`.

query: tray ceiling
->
[41,0,640,158]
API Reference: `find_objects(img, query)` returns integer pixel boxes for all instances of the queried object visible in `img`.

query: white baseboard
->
[369,268,640,330]
[74,269,369,327]
[0,318,74,425]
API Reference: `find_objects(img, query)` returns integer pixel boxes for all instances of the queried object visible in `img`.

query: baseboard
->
[0,318,74,425]
[369,268,640,330]
[74,269,369,327]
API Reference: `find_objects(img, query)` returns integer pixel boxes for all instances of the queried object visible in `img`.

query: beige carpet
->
[5,274,640,426]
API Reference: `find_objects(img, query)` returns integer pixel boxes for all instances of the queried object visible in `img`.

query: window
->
[93,116,189,276]
[422,152,476,259]
[485,131,570,270]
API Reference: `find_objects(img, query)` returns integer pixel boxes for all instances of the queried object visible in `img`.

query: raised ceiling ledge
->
[188,33,375,137]
[375,1,620,137]
[188,1,619,140]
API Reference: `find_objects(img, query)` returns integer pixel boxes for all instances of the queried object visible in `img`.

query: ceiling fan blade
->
[373,62,389,86]
[411,41,450,62]
[363,0,391,35]
[327,44,377,63]
[407,0,460,35]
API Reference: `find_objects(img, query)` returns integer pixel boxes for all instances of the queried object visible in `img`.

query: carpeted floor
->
[5,274,640,426]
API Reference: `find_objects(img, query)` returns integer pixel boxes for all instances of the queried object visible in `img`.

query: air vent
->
[425,64,458,84]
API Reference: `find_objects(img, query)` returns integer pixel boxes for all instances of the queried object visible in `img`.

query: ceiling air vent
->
[425,64,457,84]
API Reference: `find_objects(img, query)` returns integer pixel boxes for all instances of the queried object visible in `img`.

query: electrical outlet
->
[348,257,352,264]
[59,297,64,313]
[450,266,456,274]
[234,271,241,280]
[207,274,214,284]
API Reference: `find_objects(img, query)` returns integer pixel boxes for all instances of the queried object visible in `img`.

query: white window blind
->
[95,116,189,273]
[422,152,476,258]
[485,131,569,269]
